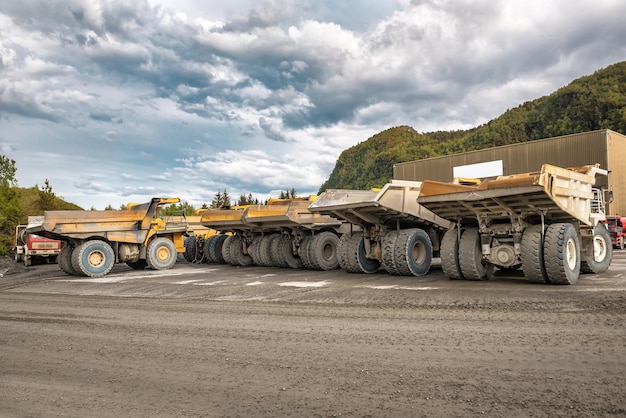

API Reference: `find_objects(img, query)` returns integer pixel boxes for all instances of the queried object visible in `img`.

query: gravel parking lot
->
[1,252,625,417]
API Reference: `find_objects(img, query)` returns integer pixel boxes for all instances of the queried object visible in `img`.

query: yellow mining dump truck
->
[25,198,188,278]
[192,198,353,270]
[308,182,453,276]
[417,164,611,285]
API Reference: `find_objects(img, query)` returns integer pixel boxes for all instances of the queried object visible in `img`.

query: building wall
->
[393,129,626,215]
[606,130,626,216]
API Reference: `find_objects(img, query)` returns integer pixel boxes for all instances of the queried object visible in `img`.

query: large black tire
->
[147,237,178,270]
[521,224,549,284]
[356,235,381,274]
[209,235,228,264]
[440,228,464,280]
[270,234,288,268]
[229,236,253,267]
[458,228,488,280]
[127,259,148,270]
[184,236,197,263]
[308,231,340,271]
[221,236,234,265]
[203,236,217,263]
[249,235,264,266]
[382,230,400,275]
[394,228,433,276]
[581,223,612,274]
[337,233,354,272]
[279,235,302,269]
[58,244,78,276]
[543,223,580,285]
[298,236,315,269]
[71,240,115,278]
[258,234,277,267]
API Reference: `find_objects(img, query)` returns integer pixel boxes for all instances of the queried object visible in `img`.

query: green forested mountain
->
[320,61,626,191]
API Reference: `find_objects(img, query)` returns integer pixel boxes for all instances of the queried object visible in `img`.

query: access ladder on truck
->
[309,181,453,276]
[417,163,611,285]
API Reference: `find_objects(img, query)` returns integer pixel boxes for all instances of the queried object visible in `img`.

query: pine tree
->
[0,155,21,255]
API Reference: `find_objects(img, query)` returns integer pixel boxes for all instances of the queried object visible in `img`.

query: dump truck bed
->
[197,208,252,231]
[197,200,344,232]
[309,182,452,230]
[26,198,184,244]
[244,200,343,230]
[417,164,606,226]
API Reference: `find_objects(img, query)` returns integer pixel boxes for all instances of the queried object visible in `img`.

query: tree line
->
[0,153,300,255]
[0,156,69,254]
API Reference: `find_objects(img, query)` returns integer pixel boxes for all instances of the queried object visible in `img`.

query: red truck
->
[604,215,626,250]
[14,216,61,266]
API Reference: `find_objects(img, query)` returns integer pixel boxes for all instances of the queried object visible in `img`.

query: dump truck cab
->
[14,216,61,267]
[604,215,626,249]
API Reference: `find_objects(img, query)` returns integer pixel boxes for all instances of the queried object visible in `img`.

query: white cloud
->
[0,0,624,210]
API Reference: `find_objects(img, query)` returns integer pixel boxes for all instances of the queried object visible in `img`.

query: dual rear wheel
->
[442,223,611,285]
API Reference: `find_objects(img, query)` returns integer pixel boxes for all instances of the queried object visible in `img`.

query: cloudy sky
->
[1,0,625,210]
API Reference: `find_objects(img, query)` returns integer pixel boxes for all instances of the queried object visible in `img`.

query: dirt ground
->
[1,253,625,417]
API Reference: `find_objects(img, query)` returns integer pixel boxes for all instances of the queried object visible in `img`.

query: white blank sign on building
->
[453,160,503,179]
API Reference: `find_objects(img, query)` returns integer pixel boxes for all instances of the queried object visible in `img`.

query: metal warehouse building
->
[393,129,626,216]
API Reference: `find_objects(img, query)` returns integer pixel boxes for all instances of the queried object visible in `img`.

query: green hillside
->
[0,177,82,255]
[17,186,83,219]
[320,61,626,191]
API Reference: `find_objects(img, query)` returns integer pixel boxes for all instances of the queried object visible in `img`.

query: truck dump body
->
[26,199,184,244]
[198,208,251,231]
[244,200,343,231]
[309,182,452,231]
[417,164,605,226]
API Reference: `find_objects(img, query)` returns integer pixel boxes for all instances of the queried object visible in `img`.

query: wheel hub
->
[566,238,577,270]
[411,241,426,264]
[156,246,171,261]
[88,250,105,268]
[592,235,607,262]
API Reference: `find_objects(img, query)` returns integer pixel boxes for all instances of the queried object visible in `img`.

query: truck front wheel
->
[147,237,177,270]
[71,240,115,278]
